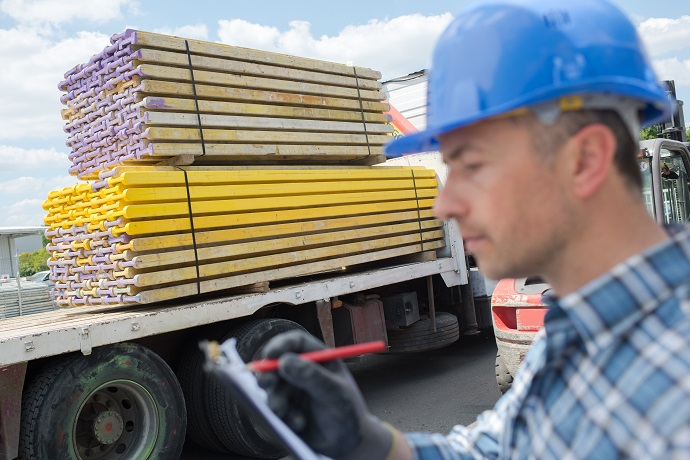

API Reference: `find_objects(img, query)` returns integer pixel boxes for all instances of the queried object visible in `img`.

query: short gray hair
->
[514,110,641,190]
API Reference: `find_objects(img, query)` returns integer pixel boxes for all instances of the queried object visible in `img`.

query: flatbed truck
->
[0,151,493,460]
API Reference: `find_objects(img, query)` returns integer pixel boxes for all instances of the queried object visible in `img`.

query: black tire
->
[206,318,307,458]
[177,342,228,453]
[495,351,514,394]
[387,312,460,353]
[19,343,186,460]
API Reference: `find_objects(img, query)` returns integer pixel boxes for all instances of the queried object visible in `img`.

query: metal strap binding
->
[352,66,372,160]
[411,169,426,249]
[175,166,202,295]
[185,40,206,157]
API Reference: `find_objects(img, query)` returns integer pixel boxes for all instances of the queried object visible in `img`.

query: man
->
[662,162,680,180]
[258,0,690,458]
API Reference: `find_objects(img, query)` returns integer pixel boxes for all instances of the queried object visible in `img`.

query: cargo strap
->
[411,170,425,247]
[352,66,372,160]
[185,40,206,157]
[175,166,202,294]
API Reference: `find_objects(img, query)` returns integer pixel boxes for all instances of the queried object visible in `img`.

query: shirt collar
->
[542,225,690,356]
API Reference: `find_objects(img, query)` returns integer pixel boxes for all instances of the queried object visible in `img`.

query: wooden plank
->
[138,96,389,123]
[117,178,438,203]
[134,48,382,91]
[141,127,391,145]
[137,64,384,101]
[136,241,444,304]
[130,221,444,270]
[119,199,436,236]
[130,211,439,251]
[108,189,439,221]
[145,143,384,159]
[112,164,432,185]
[48,176,438,213]
[131,229,445,287]
[142,112,393,134]
[43,171,436,210]
[139,80,389,112]
[130,30,382,80]
[48,188,438,228]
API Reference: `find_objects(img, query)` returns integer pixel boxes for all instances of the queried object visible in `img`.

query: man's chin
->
[475,260,529,282]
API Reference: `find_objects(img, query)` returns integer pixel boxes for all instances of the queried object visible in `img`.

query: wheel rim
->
[72,380,159,459]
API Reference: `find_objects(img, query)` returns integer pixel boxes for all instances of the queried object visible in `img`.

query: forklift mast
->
[655,80,687,143]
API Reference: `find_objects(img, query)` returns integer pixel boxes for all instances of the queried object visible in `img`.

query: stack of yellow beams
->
[59,29,391,179]
[43,166,444,307]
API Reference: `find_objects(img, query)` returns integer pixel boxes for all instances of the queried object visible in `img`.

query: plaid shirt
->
[406,226,690,459]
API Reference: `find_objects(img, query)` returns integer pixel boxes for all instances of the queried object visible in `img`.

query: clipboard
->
[201,338,329,460]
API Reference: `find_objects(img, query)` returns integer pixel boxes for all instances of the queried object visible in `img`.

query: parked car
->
[29,270,53,287]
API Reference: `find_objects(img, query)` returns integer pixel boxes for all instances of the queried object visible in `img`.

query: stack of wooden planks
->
[43,166,444,307]
[59,29,391,179]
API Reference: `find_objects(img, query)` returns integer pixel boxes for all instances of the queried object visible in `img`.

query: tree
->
[640,125,658,140]
[686,126,690,141]
[18,249,49,277]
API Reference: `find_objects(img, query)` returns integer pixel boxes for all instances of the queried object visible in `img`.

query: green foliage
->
[686,127,690,141]
[18,249,49,277]
[640,126,658,140]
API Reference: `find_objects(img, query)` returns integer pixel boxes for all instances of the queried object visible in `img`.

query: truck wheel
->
[206,318,307,458]
[387,312,460,353]
[177,339,228,453]
[18,343,186,460]
[495,351,514,394]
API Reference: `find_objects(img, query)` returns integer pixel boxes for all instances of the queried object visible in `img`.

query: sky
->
[1,0,689,227]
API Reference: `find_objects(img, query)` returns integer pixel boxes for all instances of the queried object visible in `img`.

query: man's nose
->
[434,186,457,220]
[433,177,471,220]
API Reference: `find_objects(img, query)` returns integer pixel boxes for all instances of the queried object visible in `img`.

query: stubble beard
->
[472,215,574,282]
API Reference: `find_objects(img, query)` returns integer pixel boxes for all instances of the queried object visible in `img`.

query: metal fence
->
[0,256,56,318]
[0,255,14,280]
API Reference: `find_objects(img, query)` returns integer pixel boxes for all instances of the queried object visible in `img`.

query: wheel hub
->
[92,411,124,445]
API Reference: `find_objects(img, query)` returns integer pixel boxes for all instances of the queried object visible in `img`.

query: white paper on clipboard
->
[202,338,329,460]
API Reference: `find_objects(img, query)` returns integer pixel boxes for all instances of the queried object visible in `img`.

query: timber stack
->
[59,29,391,179]
[45,30,444,308]
[43,166,443,306]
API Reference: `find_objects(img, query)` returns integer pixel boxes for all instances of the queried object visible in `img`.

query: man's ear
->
[567,123,616,199]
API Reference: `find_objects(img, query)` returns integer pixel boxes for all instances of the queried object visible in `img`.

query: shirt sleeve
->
[403,330,548,460]
[404,414,500,459]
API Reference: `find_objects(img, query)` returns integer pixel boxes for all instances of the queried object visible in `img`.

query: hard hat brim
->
[385,128,441,158]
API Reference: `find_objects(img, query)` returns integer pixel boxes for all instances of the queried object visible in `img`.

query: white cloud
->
[638,16,690,57]
[652,57,690,87]
[0,27,110,142]
[217,14,453,80]
[154,24,209,41]
[0,174,75,226]
[0,145,70,171]
[0,175,74,195]
[218,19,282,52]
[0,0,139,27]
[2,198,48,226]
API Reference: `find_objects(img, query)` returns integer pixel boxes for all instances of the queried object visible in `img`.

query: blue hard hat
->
[385,0,671,157]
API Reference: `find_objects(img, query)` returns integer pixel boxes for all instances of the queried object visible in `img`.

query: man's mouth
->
[463,235,486,252]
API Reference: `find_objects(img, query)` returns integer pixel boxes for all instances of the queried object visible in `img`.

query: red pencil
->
[247,340,388,372]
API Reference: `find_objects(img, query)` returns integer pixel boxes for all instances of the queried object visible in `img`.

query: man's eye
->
[463,163,482,172]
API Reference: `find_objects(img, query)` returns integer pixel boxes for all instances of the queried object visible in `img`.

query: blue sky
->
[1,0,689,227]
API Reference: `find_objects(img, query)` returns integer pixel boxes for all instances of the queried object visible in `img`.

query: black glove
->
[257,330,394,459]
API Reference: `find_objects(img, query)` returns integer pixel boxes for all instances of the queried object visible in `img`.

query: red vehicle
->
[492,105,690,391]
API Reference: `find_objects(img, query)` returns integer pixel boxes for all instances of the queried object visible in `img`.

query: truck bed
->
[0,257,459,367]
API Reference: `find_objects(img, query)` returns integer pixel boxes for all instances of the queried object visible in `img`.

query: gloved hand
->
[257,330,394,459]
